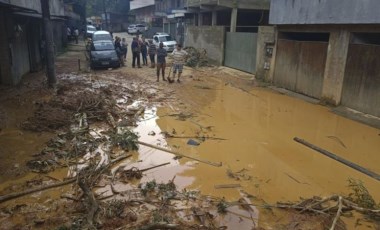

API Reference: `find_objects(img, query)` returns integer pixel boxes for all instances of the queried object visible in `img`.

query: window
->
[159,35,173,42]
[92,42,114,51]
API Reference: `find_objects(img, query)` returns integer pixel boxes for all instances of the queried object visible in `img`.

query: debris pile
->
[184,46,208,67]
[275,178,380,230]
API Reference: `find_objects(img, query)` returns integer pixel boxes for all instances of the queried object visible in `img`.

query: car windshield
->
[93,34,112,41]
[158,36,173,42]
[92,42,114,51]
[87,26,96,31]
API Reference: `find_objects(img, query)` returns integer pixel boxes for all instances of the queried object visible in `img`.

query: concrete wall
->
[256,26,274,80]
[187,0,270,10]
[185,26,225,65]
[269,24,380,118]
[270,0,380,24]
[321,30,350,105]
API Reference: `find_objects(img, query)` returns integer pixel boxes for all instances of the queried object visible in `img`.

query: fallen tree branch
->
[166,135,227,141]
[342,198,380,215]
[0,154,132,204]
[91,154,133,186]
[78,176,99,228]
[330,196,343,230]
[300,195,339,213]
[140,162,171,172]
[138,141,222,167]
[0,177,76,203]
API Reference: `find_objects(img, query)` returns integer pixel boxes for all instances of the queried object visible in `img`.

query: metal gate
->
[224,32,257,73]
[341,44,380,117]
[273,39,328,99]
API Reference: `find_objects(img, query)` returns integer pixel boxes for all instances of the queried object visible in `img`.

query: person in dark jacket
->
[141,37,148,66]
[131,37,141,68]
[114,36,124,66]
[156,42,167,82]
[148,39,156,68]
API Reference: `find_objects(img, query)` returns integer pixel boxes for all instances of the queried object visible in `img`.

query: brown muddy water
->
[149,77,380,228]
[0,72,379,229]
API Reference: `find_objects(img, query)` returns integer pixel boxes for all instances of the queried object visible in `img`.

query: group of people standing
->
[115,34,188,83]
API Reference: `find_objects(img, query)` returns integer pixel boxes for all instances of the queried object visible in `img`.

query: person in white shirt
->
[169,44,188,83]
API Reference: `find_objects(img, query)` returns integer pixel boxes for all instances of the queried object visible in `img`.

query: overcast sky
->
[130,0,155,10]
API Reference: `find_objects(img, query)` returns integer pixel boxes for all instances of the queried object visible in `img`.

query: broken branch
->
[330,196,343,230]
[0,177,76,203]
[137,141,222,167]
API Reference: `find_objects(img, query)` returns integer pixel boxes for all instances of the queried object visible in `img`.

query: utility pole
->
[41,0,56,87]
[103,0,108,30]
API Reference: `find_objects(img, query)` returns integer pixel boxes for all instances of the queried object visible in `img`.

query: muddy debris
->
[184,46,209,67]
[227,168,252,181]
[274,180,380,230]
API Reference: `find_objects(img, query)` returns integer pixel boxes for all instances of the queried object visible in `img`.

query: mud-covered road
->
[0,34,379,229]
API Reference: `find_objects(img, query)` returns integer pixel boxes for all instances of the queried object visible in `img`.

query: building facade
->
[269,0,380,118]
[183,0,271,73]
[155,0,187,44]
[0,0,69,85]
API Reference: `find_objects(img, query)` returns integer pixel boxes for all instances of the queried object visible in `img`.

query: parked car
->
[152,33,177,52]
[86,25,97,38]
[90,40,120,69]
[128,24,147,34]
[92,31,113,42]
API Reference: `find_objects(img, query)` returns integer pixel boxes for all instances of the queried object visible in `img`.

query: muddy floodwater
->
[139,77,380,227]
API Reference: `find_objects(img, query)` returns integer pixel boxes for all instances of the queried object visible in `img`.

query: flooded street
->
[158,77,380,203]
[150,75,380,228]
[0,39,379,229]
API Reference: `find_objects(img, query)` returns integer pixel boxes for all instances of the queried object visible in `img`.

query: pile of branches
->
[22,85,119,132]
[184,46,208,67]
[276,179,380,230]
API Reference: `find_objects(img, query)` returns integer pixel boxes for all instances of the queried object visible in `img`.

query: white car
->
[128,24,146,34]
[92,31,113,42]
[86,25,97,38]
[153,33,177,52]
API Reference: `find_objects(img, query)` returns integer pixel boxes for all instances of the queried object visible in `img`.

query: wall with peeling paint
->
[269,0,380,25]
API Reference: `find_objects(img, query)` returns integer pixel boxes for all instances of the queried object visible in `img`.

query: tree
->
[86,0,130,17]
